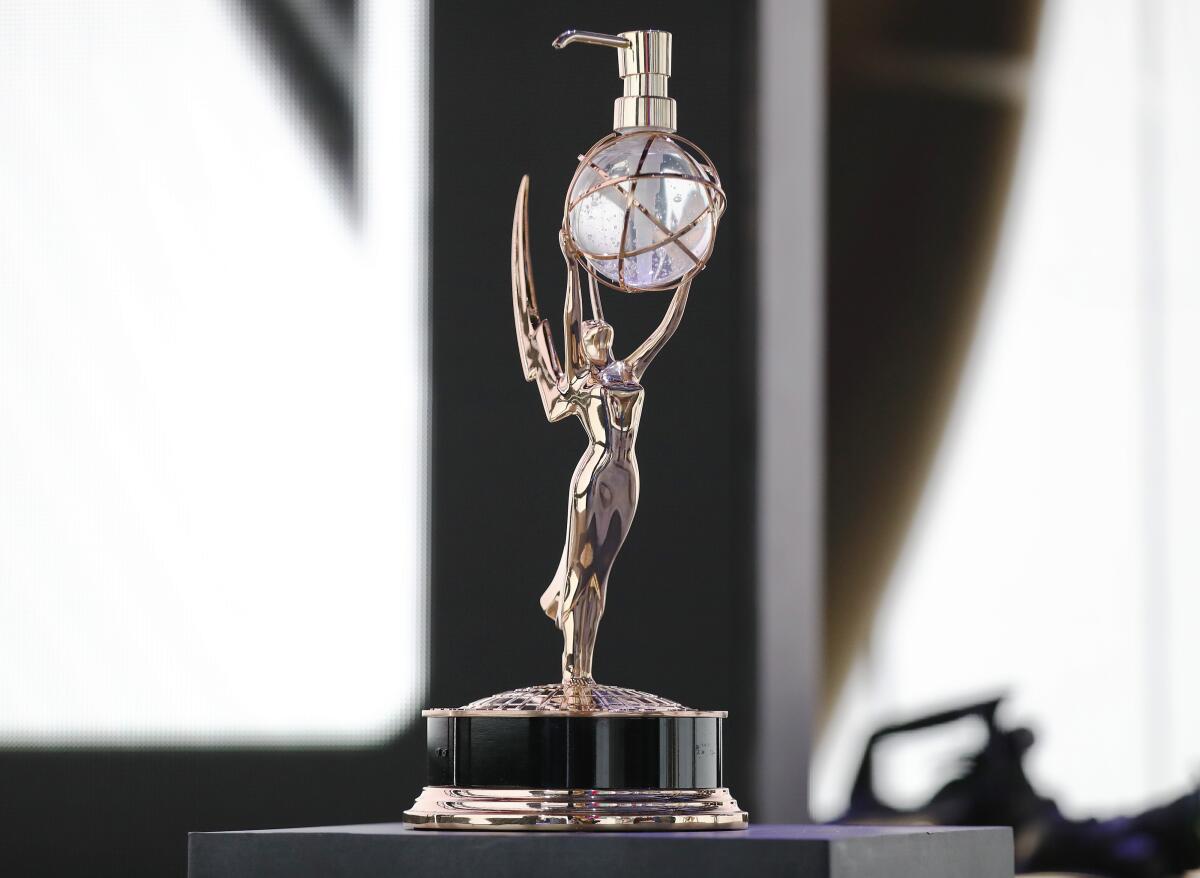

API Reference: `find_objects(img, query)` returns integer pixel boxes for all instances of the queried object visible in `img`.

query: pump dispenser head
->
[553,29,676,133]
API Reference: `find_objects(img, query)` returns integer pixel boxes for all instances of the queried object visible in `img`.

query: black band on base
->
[425,715,723,790]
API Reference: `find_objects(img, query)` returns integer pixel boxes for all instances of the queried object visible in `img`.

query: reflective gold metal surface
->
[423,682,726,717]
[404,787,749,831]
[563,130,726,293]
[513,149,724,693]
[401,28,746,832]
[514,176,678,687]
[553,29,678,133]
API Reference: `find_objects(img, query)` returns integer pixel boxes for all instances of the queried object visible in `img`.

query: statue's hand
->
[531,320,557,379]
[558,229,578,263]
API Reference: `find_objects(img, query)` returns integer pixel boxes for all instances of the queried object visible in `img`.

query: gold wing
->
[513,176,580,422]
[512,175,564,385]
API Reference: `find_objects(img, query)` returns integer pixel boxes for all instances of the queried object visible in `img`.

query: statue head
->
[582,320,614,366]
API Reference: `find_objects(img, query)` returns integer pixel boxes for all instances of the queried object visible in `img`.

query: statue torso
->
[569,371,644,460]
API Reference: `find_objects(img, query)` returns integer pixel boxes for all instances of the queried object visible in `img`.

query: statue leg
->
[560,573,604,682]
[540,543,569,620]
[555,450,611,683]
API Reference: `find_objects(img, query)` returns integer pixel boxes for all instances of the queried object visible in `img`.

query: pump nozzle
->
[553,29,676,133]
[552,30,631,51]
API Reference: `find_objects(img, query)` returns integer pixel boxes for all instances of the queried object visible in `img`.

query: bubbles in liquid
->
[567,133,719,290]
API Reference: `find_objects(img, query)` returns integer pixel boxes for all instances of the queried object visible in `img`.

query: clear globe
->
[567,132,721,291]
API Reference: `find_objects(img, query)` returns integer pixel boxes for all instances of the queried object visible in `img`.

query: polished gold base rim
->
[403,786,749,831]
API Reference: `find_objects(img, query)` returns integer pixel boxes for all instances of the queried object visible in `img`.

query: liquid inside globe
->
[568,133,720,291]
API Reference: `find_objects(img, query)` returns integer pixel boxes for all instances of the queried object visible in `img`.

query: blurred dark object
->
[823,0,1041,725]
[838,698,1200,878]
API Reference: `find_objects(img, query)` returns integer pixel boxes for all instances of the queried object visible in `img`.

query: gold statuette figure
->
[403,28,745,831]
[513,177,696,691]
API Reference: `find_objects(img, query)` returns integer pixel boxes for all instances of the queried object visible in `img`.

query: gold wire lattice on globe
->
[563,130,727,293]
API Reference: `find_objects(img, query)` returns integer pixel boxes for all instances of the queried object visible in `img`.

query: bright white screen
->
[0,1,427,744]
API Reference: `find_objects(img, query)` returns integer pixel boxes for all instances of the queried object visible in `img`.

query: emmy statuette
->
[403,28,746,831]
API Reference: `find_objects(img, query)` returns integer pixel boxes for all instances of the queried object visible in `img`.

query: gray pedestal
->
[188,823,1013,878]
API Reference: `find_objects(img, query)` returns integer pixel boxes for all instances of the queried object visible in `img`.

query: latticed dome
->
[565,131,725,292]
[423,682,727,716]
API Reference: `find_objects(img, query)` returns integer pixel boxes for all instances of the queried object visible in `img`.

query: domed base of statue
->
[402,682,749,831]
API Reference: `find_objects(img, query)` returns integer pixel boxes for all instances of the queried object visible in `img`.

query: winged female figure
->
[511,176,692,688]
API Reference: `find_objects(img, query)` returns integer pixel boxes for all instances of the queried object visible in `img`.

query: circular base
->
[403,786,748,831]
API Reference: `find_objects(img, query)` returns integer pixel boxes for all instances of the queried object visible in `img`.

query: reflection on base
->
[403,786,748,830]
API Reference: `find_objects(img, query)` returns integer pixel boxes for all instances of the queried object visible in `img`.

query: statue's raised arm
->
[626,276,693,380]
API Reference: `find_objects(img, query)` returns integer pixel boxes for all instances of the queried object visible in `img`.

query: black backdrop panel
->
[427,0,758,809]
